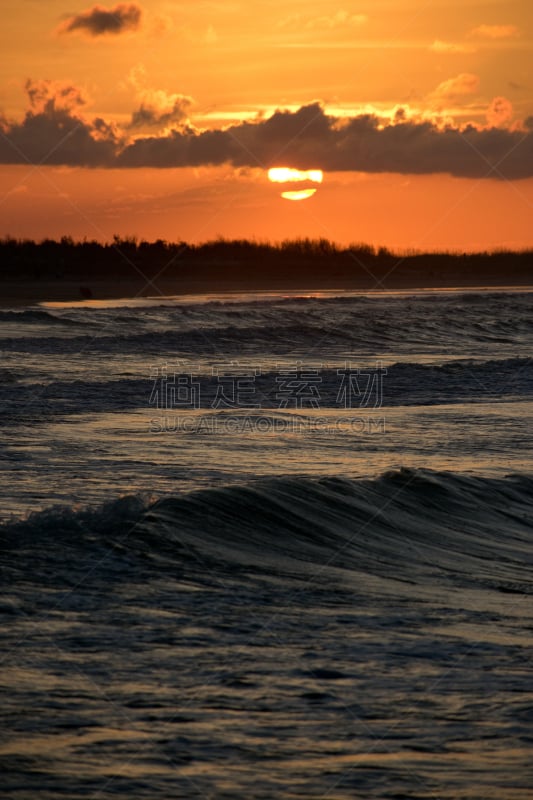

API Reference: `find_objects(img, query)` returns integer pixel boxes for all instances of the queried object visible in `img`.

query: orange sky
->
[1,0,532,249]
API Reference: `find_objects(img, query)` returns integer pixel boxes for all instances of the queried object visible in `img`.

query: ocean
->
[1,288,532,798]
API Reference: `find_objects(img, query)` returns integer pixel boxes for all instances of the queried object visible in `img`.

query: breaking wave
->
[2,469,532,594]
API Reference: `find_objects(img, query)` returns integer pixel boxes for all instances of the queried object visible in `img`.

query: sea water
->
[1,289,532,798]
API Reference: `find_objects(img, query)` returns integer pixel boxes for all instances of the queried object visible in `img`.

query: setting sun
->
[268,167,323,200]
[280,189,318,201]
[268,168,323,184]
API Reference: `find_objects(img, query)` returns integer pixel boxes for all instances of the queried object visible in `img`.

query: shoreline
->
[2,276,533,307]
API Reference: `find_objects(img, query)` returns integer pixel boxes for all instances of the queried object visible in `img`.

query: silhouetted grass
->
[0,235,531,287]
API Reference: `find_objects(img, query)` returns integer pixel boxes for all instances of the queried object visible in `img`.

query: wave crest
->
[2,470,532,592]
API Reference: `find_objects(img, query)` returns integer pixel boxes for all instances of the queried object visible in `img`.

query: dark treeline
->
[1,235,532,287]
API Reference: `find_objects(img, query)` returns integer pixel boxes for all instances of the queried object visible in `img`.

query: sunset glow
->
[0,0,532,248]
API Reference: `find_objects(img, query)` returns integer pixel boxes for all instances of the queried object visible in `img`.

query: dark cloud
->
[129,95,193,130]
[1,88,533,179]
[117,104,533,180]
[25,78,88,114]
[58,3,142,37]
[0,81,117,166]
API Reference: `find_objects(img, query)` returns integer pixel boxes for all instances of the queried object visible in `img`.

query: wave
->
[0,357,531,422]
[0,321,515,355]
[0,309,83,326]
[2,291,533,355]
[2,469,532,593]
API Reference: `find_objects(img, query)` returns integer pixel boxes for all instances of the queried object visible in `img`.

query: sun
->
[280,189,318,201]
[268,167,323,200]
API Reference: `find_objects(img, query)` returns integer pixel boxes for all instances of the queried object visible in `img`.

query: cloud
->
[124,65,194,130]
[278,10,367,30]
[125,62,148,92]
[277,13,301,29]
[25,79,89,114]
[129,91,194,130]
[486,96,513,128]
[113,104,533,180]
[429,40,476,54]
[305,11,368,29]
[58,3,142,37]
[429,73,480,104]
[0,80,118,165]
[6,184,28,197]
[2,87,533,180]
[470,24,519,39]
